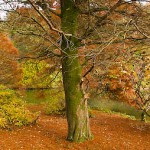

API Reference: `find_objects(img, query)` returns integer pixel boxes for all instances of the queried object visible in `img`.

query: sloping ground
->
[0,106,150,150]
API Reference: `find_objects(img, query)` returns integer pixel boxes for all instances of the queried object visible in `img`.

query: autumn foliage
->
[0,33,22,88]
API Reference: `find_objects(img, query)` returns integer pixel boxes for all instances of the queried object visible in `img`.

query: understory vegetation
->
[0,86,38,128]
[88,97,149,121]
[21,89,150,122]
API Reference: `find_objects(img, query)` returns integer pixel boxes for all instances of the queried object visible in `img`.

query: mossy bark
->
[61,0,92,142]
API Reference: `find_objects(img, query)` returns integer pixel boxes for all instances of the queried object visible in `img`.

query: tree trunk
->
[61,0,92,142]
[141,112,146,122]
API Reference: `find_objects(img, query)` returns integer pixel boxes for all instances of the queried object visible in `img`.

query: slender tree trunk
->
[141,112,146,122]
[61,0,92,142]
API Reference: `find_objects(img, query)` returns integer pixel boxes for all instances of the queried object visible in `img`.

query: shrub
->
[0,88,38,128]
[45,90,65,115]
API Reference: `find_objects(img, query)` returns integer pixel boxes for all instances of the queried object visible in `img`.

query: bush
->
[0,88,38,128]
[45,90,65,115]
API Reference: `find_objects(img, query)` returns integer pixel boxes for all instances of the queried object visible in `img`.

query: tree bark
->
[141,112,146,122]
[61,0,92,142]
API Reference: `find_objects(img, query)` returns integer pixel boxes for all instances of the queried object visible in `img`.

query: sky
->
[0,0,7,19]
[0,0,148,20]
[0,0,58,20]
[0,0,26,20]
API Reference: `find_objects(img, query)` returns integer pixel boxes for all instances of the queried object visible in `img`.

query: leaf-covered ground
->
[0,105,150,150]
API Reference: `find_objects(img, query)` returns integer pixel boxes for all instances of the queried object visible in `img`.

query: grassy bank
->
[88,98,150,121]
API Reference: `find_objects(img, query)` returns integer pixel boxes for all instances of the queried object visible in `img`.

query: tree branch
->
[27,0,71,37]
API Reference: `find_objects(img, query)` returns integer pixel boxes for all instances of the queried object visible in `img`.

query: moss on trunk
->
[61,0,92,142]
[62,47,92,142]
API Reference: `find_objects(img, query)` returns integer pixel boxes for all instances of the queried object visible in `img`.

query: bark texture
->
[61,0,92,142]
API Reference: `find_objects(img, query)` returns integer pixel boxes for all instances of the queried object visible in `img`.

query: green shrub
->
[0,88,38,128]
[45,90,65,115]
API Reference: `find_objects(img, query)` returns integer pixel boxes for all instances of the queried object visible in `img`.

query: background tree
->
[0,33,22,88]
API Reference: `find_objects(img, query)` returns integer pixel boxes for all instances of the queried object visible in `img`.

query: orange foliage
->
[0,33,22,88]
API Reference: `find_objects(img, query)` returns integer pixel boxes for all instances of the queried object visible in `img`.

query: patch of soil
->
[0,105,150,150]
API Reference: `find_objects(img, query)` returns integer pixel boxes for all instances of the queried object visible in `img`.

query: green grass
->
[88,98,150,121]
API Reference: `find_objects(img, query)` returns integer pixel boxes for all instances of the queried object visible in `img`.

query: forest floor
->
[0,105,150,150]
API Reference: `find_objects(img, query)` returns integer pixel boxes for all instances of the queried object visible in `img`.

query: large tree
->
[0,0,150,142]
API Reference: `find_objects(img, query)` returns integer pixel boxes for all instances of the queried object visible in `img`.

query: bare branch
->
[27,0,72,37]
